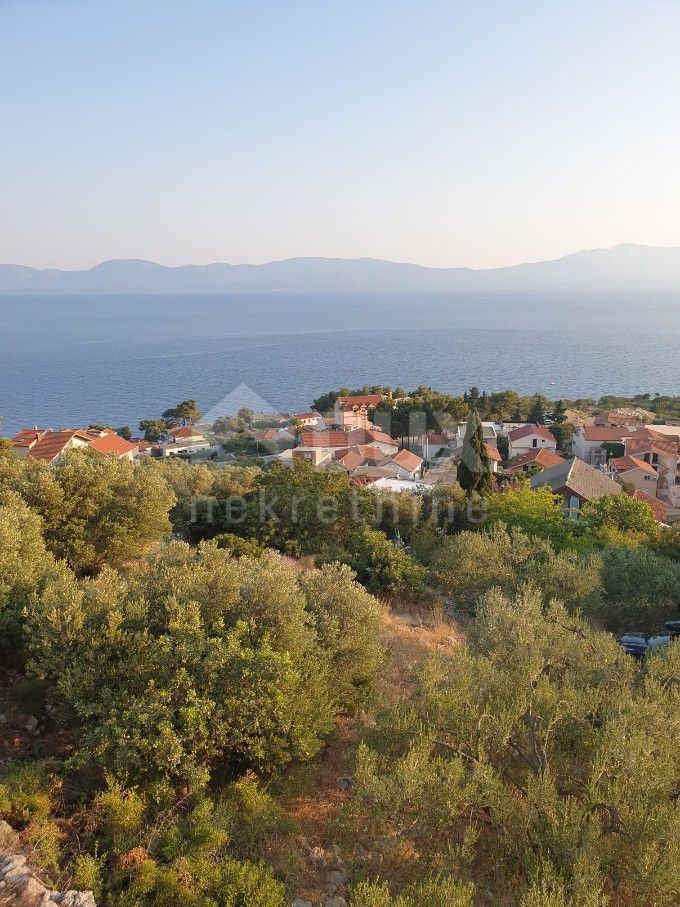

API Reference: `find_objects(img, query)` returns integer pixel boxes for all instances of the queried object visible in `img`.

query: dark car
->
[617,620,680,658]
[617,633,648,658]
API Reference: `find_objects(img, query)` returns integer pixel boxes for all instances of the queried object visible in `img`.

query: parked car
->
[617,620,680,658]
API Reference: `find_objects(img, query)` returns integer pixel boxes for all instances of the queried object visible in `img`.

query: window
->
[532,438,538,447]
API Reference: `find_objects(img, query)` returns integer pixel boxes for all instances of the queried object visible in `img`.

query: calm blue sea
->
[1,290,679,436]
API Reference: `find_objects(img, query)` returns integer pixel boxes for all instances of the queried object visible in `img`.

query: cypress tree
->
[458,408,493,495]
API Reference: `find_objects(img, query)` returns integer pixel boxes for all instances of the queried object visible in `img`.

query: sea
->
[1,290,679,436]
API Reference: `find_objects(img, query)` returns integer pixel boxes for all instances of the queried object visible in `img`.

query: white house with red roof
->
[390,448,424,480]
[11,428,137,464]
[291,411,323,429]
[156,426,211,457]
[333,394,384,430]
[573,425,637,465]
[507,424,557,459]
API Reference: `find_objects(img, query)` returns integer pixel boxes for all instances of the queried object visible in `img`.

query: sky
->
[1,0,680,270]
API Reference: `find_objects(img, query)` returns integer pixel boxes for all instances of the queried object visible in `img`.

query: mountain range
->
[2,244,680,293]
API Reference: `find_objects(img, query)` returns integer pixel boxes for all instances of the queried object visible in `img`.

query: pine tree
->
[457,409,493,495]
[551,399,574,453]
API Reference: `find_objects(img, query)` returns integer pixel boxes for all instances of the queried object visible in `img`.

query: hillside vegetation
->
[0,446,679,905]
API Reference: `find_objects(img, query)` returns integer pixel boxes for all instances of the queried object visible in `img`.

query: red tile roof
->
[425,433,449,446]
[629,489,670,523]
[337,394,384,410]
[86,432,137,456]
[346,428,396,446]
[350,475,381,486]
[581,426,636,442]
[626,431,679,457]
[300,431,349,448]
[593,411,645,427]
[169,426,205,440]
[26,430,89,463]
[609,455,658,476]
[485,443,503,462]
[391,448,424,472]
[354,445,387,462]
[335,450,364,471]
[508,424,556,444]
[507,448,565,471]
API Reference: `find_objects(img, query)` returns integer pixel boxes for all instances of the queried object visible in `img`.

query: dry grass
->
[278,600,465,902]
[378,598,463,702]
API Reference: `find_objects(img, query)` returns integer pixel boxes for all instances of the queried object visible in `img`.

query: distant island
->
[3,243,680,294]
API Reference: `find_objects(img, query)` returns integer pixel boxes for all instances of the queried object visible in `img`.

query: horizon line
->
[3,241,679,274]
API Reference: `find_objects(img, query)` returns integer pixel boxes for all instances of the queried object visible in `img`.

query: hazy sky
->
[2,0,680,270]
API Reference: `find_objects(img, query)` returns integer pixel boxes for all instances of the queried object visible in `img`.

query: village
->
[5,390,680,525]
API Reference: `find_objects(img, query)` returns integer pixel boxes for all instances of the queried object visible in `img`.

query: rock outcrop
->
[0,821,95,907]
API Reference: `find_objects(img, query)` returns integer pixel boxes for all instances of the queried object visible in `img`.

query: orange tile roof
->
[508,424,557,444]
[609,455,658,475]
[335,450,364,471]
[350,474,381,486]
[581,426,636,442]
[485,443,503,462]
[338,394,384,410]
[169,426,205,440]
[391,448,424,472]
[27,430,87,463]
[626,431,679,457]
[354,445,387,462]
[629,489,670,523]
[347,428,396,446]
[507,448,565,471]
[11,429,49,449]
[300,431,349,448]
[86,432,137,456]
[425,433,449,445]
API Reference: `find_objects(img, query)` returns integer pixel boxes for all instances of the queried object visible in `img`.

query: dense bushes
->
[319,527,428,599]
[430,524,602,613]
[25,544,383,791]
[1,449,175,573]
[341,588,680,904]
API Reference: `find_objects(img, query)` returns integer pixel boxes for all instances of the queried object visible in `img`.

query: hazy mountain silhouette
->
[2,244,680,293]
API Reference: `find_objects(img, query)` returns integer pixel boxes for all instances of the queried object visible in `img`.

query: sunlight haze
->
[2,0,680,269]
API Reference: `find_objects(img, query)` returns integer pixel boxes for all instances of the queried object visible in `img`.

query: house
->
[11,429,92,464]
[333,450,365,473]
[156,426,211,457]
[346,428,399,455]
[11,427,137,464]
[391,448,424,481]
[592,409,647,428]
[530,457,622,518]
[423,433,450,460]
[507,424,557,459]
[608,455,660,496]
[253,427,296,445]
[83,429,137,460]
[291,411,322,429]
[624,429,680,503]
[292,430,349,467]
[352,463,402,481]
[333,394,384,430]
[505,448,566,476]
[572,425,636,465]
[485,445,502,474]
[453,421,498,449]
